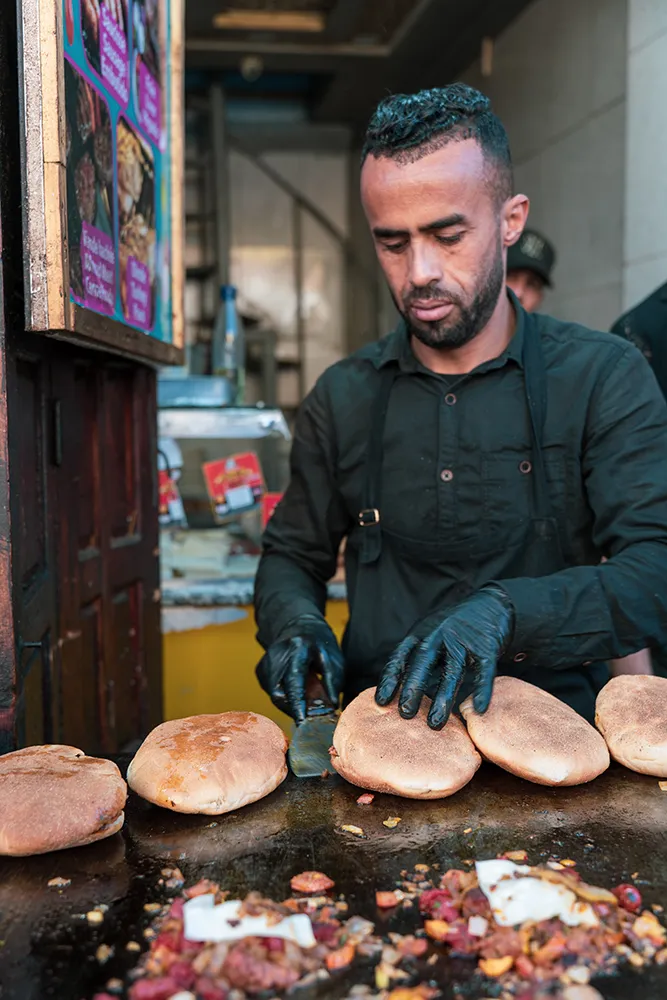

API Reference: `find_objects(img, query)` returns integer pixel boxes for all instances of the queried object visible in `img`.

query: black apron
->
[342,316,608,723]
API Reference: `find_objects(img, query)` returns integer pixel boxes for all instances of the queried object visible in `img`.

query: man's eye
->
[383,242,407,254]
[436,233,463,246]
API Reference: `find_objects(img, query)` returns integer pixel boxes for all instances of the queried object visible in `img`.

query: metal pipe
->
[293,201,306,401]
[210,83,230,290]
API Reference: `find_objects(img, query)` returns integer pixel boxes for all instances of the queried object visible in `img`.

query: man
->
[506,228,555,313]
[611,283,667,679]
[611,282,667,401]
[254,84,667,731]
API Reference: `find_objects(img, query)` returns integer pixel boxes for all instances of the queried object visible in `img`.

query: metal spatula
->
[288,674,338,778]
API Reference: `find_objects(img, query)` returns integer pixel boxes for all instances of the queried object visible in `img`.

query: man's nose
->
[409,243,443,289]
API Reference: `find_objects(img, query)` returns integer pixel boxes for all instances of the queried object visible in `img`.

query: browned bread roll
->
[127,712,288,814]
[330,687,481,799]
[0,745,126,856]
[595,675,667,776]
[461,676,610,786]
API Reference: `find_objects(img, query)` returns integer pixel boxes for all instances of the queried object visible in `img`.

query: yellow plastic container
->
[163,601,349,733]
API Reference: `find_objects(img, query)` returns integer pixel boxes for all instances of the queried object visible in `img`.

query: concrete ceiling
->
[186,0,535,128]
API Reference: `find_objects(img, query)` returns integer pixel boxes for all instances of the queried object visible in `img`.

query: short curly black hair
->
[362,84,513,205]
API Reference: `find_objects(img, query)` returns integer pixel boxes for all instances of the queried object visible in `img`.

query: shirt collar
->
[374,288,526,374]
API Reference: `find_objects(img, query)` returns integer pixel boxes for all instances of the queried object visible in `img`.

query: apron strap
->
[358,366,397,565]
[522,313,565,558]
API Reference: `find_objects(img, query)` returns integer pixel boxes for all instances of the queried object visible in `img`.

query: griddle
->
[1,761,666,1000]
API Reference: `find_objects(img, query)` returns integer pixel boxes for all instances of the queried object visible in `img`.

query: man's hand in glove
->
[375,585,515,730]
[256,615,344,724]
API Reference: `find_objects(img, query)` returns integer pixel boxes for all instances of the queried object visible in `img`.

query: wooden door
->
[1,332,162,755]
[52,350,162,755]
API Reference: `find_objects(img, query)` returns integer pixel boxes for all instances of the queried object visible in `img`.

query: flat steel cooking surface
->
[1,762,666,999]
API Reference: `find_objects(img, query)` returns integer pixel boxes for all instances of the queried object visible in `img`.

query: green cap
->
[507,229,555,287]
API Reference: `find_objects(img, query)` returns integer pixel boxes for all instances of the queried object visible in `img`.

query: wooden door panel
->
[59,599,101,752]
[14,357,48,595]
[104,368,141,542]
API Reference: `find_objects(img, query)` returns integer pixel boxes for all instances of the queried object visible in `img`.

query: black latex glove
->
[375,585,515,730]
[255,615,344,724]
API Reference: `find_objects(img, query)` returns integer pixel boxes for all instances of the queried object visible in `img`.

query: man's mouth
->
[409,299,455,323]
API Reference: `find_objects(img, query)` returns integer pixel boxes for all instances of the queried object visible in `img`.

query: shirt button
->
[445,393,457,406]
[440,469,454,482]
[513,652,527,662]
[519,460,532,474]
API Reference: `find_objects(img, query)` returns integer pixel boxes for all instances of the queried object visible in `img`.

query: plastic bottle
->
[212,284,245,403]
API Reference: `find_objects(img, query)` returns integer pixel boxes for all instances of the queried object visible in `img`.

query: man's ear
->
[503,194,530,248]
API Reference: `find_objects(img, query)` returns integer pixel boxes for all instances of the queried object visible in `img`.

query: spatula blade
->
[288,715,337,778]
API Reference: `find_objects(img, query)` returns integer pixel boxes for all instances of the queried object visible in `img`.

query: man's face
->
[506,268,546,313]
[361,140,525,350]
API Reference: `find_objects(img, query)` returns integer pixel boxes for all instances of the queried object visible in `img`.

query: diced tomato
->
[461,887,492,919]
[184,879,218,899]
[129,977,180,1000]
[376,891,401,909]
[168,898,185,920]
[419,889,458,922]
[265,937,285,953]
[290,871,335,895]
[514,954,535,979]
[396,935,428,957]
[613,883,643,913]
[445,922,480,955]
[154,928,184,954]
[325,942,356,970]
[169,961,196,989]
[532,932,567,966]
[195,980,229,1000]
[312,921,340,944]
[357,793,375,805]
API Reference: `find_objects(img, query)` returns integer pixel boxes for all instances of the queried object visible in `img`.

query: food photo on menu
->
[117,117,157,330]
[133,0,163,146]
[65,58,116,315]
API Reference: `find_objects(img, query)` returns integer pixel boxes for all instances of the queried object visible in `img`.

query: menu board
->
[63,0,173,342]
[17,0,183,361]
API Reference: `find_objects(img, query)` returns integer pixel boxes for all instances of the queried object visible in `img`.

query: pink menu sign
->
[81,223,115,316]
[100,3,129,107]
[125,256,152,328]
[138,62,161,146]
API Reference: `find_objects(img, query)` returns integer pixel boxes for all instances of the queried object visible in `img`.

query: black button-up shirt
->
[255,298,667,698]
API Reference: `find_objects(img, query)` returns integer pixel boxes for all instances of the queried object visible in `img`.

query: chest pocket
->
[482,451,567,528]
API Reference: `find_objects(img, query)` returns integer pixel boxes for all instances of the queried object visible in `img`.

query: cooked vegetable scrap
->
[161,866,185,890]
[383,817,401,829]
[86,909,104,926]
[47,876,71,889]
[357,793,375,805]
[290,871,335,895]
[341,824,366,838]
[502,850,528,862]
[659,780,667,791]
[95,944,114,964]
[376,891,404,909]
[463,828,473,835]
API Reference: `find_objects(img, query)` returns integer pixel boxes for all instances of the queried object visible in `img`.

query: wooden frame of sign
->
[17,0,185,365]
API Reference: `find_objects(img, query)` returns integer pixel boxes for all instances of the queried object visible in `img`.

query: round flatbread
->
[330,687,481,799]
[460,676,610,786]
[0,745,126,856]
[127,712,288,814]
[595,675,667,776]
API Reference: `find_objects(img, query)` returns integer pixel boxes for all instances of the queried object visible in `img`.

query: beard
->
[400,237,505,350]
